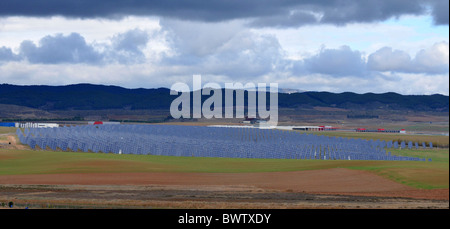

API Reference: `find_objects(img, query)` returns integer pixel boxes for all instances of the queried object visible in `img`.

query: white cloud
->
[160,19,246,58]
[368,41,449,74]
[367,47,412,72]
[414,41,449,72]
[303,45,366,76]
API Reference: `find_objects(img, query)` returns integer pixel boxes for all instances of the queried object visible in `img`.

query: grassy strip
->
[0,148,448,189]
[346,165,448,189]
[347,148,448,189]
[0,127,16,135]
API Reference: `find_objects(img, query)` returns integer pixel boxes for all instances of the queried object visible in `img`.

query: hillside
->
[0,84,448,112]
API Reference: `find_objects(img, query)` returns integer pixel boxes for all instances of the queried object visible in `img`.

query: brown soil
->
[0,168,409,192]
[0,168,448,209]
[0,183,447,209]
[314,189,449,200]
[0,134,27,150]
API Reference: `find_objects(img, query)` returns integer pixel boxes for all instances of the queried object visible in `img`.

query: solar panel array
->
[17,125,430,161]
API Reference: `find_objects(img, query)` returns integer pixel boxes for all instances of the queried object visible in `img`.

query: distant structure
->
[18,123,59,128]
[356,128,403,133]
[241,117,259,124]
[0,122,16,127]
[88,121,120,125]
[293,126,338,131]
[347,115,379,119]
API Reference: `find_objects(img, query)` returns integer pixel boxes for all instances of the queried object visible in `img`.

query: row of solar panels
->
[21,124,434,148]
[17,125,431,161]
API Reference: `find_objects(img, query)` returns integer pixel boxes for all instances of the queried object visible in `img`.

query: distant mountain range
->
[0,84,448,112]
[241,86,306,94]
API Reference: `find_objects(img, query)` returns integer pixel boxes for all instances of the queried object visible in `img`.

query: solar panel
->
[400,141,406,149]
[16,124,426,162]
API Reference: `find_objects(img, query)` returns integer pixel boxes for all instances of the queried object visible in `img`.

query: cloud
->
[430,0,450,25]
[160,19,244,60]
[19,33,103,64]
[0,46,20,62]
[11,30,152,65]
[248,10,319,28]
[108,28,150,63]
[368,42,449,74]
[303,46,366,76]
[204,32,287,78]
[413,42,449,73]
[160,19,288,79]
[0,0,447,27]
[3,27,447,79]
[317,0,425,25]
[367,47,412,72]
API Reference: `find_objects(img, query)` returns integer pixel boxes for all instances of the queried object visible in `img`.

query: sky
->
[0,0,448,95]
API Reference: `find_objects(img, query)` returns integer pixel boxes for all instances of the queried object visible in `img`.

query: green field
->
[404,124,449,132]
[0,127,15,141]
[0,147,448,189]
[0,127,16,135]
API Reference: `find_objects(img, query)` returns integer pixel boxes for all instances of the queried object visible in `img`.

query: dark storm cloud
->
[317,0,424,25]
[0,0,447,26]
[430,0,450,25]
[248,10,319,28]
[0,0,289,21]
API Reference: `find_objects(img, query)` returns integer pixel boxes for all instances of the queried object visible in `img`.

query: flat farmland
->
[0,127,16,135]
[0,127,448,209]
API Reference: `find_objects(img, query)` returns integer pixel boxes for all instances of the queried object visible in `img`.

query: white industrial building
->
[19,123,59,128]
